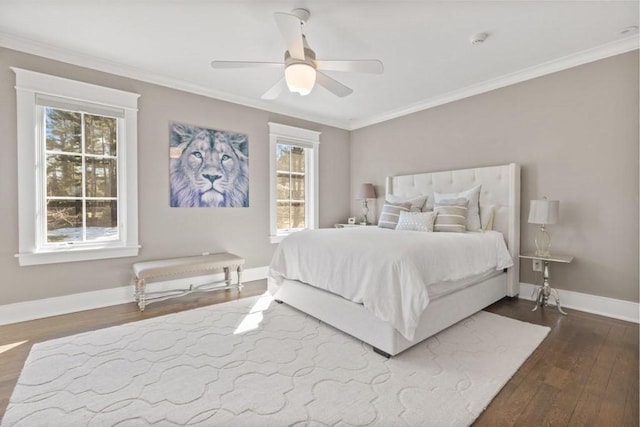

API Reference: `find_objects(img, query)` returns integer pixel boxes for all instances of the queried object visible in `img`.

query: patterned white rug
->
[2,293,549,426]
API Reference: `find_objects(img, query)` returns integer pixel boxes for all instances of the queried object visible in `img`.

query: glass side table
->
[519,252,574,315]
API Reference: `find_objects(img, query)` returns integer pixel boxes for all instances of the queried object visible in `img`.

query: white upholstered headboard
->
[386,163,520,297]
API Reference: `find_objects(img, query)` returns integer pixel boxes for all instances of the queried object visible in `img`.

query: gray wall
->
[1,46,637,306]
[351,51,639,303]
[0,47,351,305]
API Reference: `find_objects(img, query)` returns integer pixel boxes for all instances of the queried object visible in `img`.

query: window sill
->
[16,245,140,266]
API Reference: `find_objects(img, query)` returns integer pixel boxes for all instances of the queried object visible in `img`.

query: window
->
[277,145,306,230]
[13,68,140,265]
[268,123,320,243]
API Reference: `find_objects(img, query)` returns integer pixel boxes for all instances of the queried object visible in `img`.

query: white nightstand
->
[334,223,372,228]
[519,252,574,315]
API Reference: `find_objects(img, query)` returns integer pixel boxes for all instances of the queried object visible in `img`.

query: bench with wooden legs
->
[132,252,244,311]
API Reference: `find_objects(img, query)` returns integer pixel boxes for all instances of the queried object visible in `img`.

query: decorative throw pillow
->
[395,211,437,232]
[378,201,411,229]
[480,204,496,231]
[433,185,482,231]
[433,198,469,233]
[386,194,428,212]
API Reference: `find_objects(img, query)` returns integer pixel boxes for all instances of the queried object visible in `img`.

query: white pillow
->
[433,185,481,231]
[395,211,437,232]
[386,194,428,212]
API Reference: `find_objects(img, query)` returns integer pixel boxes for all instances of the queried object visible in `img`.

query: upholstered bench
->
[132,252,244,311]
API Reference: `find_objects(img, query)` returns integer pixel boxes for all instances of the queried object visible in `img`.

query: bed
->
[269,163,520,357]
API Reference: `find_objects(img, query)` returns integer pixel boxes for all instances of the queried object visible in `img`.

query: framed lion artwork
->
[169,122,249,208]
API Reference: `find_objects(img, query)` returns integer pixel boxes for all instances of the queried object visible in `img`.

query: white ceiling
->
[0,1,638,130]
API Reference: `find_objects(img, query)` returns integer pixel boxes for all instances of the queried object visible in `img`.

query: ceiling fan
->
[210,8,384,99]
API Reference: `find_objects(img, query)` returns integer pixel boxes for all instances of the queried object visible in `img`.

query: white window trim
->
[12,68,140,266]
[268,122,320,244]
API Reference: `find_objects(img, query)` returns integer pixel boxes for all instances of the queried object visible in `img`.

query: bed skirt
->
[270,272,507,356]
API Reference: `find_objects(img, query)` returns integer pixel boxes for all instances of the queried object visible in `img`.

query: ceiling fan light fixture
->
[285,63,316,95]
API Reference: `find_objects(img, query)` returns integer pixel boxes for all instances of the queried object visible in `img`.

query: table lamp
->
[356,183,376,225]
[528,197,559,257]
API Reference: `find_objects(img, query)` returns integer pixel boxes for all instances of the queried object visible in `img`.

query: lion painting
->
[170,123,249,207]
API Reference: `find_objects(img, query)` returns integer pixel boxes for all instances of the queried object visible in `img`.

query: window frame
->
[275,144,310,234]
[13,68,140,266]
[268,122,320,244]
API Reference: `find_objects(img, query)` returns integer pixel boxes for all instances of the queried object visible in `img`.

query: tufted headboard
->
[385,163,520,297]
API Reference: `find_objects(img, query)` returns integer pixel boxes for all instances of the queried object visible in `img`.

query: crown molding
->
[348,37,640,130]
[0,32,351,130]
[1,31,637,132]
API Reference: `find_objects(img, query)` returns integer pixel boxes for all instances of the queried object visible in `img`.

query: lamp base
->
[361,200,370,225]
[534,249,551,258]
[534,226,551,258]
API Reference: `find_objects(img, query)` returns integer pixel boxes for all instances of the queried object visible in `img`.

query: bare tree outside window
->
[45,107,119,243]
[276,144,306,231]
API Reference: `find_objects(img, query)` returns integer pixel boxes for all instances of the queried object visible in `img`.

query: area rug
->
[2,293,549,426]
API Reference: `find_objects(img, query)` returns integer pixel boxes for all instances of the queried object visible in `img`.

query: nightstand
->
[519,252,574,315]
[334,223,371,228]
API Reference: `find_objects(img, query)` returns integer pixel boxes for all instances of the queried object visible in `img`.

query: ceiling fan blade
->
[315,59,384,74]
[273,12,305,60]
[211,61,283,69]
[261,77,287,100]
[315,72,353,97]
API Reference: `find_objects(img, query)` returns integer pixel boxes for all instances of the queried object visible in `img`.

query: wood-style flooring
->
[1,280,637,425]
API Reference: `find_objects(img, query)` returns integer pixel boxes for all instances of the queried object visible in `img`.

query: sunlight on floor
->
[0,340,28,355]
[233,292,274,335]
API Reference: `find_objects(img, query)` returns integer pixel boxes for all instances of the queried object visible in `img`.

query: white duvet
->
[269,227,513,340]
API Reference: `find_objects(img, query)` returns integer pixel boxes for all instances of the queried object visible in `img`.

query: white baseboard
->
[3,274,635,326]
[0,266,269,326]
[519,282,639,324]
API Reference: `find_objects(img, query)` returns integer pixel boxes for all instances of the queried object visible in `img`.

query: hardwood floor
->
[478,297,639,426]
[1,280,637,425]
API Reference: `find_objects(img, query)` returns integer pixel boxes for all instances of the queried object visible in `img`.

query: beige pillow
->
[395,211,437,232]
[378,201,412,229]
[433,198,469,233]
[480,205,496,231]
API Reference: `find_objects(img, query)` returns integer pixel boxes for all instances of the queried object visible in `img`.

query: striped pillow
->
[433,185,482,231]
[433,198,469,233]
[378,201,411,229]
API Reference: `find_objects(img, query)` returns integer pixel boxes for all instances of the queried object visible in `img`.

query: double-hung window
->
[13,68,140,265]
[268,123,320,243]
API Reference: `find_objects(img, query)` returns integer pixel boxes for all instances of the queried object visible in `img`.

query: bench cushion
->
[133,253,244,281]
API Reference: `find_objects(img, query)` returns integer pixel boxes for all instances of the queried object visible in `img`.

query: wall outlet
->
[532,259,543,272]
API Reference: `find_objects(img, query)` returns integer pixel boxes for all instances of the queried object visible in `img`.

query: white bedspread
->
[269,227,513,340]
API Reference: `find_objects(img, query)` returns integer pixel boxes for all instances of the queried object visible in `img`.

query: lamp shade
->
[285,63,316,96]
[356,183,376,200]
[528,199,559,225]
